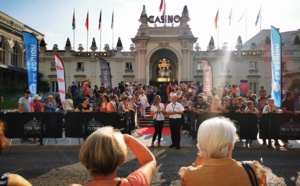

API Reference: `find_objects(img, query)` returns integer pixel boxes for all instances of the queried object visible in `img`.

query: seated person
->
[0,121,32,186]
[71,126,156,186]
[178,117,266,186]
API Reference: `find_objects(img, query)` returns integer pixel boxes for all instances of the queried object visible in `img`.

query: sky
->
[1,0,300,51]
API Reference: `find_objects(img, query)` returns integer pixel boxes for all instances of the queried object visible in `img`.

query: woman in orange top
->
[100,94,116,113]
[178,117,266,186]
[70,126,156,186]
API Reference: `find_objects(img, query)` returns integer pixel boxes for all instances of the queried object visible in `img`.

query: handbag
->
[241,161,258,186]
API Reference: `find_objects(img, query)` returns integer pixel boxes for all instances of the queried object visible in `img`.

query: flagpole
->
[245,9,248,50]
[218,8,219,49]
[73,28,75,51]
[73,8,75,51]
[99,10,102,51]
[112,10,114,50]
[100,29,102,52]
[260,6,262,31]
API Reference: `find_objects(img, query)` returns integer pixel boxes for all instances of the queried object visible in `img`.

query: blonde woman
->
[150,95,165,148]
[71,126,156,186]
[178,117,266,186]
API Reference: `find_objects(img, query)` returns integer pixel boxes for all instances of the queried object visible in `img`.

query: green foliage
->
[0,99,18,110]
[38,80,50,92]
[0,86,22,94]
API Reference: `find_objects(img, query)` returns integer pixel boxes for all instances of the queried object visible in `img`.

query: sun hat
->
[32,94,41,101]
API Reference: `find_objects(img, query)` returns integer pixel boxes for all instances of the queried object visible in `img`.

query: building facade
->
[1,6,300,96]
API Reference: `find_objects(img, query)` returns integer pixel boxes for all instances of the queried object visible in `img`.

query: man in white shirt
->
[18,90,31,113]
[166,94,184,149]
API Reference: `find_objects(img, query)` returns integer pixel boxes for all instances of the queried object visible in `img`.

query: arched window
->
[0,40,5,64]
[11,45,18,66]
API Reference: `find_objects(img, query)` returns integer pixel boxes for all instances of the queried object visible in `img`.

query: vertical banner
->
[54,54,66,109]
[22,32,39,98]
[100,58,112,89]
[202,60,213,94]
[271,26,282,107]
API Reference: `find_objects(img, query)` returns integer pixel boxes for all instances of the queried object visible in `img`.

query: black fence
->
[182,111,300,140]
[1,112,300,145]
[0,112,135,145]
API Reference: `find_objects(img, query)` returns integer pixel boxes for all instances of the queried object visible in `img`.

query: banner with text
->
[271,26,282,107]
[202,60,213,94]
[100,58,112,89]
[22,32,39,97]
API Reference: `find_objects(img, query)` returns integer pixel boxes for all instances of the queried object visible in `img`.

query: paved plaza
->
[1,130,300,186]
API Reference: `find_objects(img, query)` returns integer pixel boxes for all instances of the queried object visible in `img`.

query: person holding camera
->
[150,95,165,148]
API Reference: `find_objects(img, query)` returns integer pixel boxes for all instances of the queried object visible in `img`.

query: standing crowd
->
[12,80,300,185]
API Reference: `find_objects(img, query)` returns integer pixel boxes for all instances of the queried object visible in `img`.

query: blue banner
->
[270,26,282,107]
[22,32,39,98]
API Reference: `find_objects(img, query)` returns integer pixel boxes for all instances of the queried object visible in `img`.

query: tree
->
[294,35,300,45]
[265,36,271,45]
[65,38,71,48]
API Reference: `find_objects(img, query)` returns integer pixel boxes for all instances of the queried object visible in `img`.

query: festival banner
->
[54,54,66,109]
[22,31,39,98]
[270,26,282,107]
[202,60,213,94]
[100,58,112,89]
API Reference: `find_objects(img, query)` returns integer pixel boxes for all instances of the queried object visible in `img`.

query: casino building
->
[1,6,300,95]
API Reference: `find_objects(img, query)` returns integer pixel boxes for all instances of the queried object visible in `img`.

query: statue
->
[158,58,173,78]
[141,4,147,17]
[182,5,189,17]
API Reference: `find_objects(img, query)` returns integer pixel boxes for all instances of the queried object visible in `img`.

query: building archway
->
[149,49,178,86]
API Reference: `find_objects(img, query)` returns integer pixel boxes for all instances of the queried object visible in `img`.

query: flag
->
[159,0,164,12]
[255,8,261,26]
[72,9,75,30]
[85,11,89,30]
[98,10,102,30]
[22,32,39,98]
[228,9,232,26]
[54,54,66,109]
[239,10,245,22]
[111,11,114,29]
[214,10,219,29]
[270,26,282,107]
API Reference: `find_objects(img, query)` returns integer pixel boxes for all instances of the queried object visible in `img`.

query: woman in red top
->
[30,94,44,143]
[100,94,116,113]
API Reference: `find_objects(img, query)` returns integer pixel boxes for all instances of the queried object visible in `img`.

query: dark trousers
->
[169,118,181,147]
[152,120,164,143]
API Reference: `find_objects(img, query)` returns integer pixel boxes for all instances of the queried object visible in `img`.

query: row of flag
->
[214,7,261,29]
[72,9,114,31]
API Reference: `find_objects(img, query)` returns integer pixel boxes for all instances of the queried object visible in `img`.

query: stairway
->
[139,106,170,126]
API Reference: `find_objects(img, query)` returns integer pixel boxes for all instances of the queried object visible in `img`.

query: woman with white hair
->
[178,117,266,186]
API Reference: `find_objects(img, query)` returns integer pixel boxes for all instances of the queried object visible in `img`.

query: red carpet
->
[138,126,182,135]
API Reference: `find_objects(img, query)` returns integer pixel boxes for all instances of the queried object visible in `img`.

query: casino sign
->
[148,15,181,24]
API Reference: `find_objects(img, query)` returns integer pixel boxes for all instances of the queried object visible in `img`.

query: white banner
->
[202,60,212,94]
[54,54,66,109]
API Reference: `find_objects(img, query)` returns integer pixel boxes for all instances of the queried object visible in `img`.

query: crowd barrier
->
[1,112,299,145]
[182,111,300,140]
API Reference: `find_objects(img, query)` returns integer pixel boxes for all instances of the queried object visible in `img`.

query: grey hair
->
[197,117,239,159]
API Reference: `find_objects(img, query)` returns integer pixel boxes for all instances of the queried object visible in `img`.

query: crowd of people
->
[10,80,300,185]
